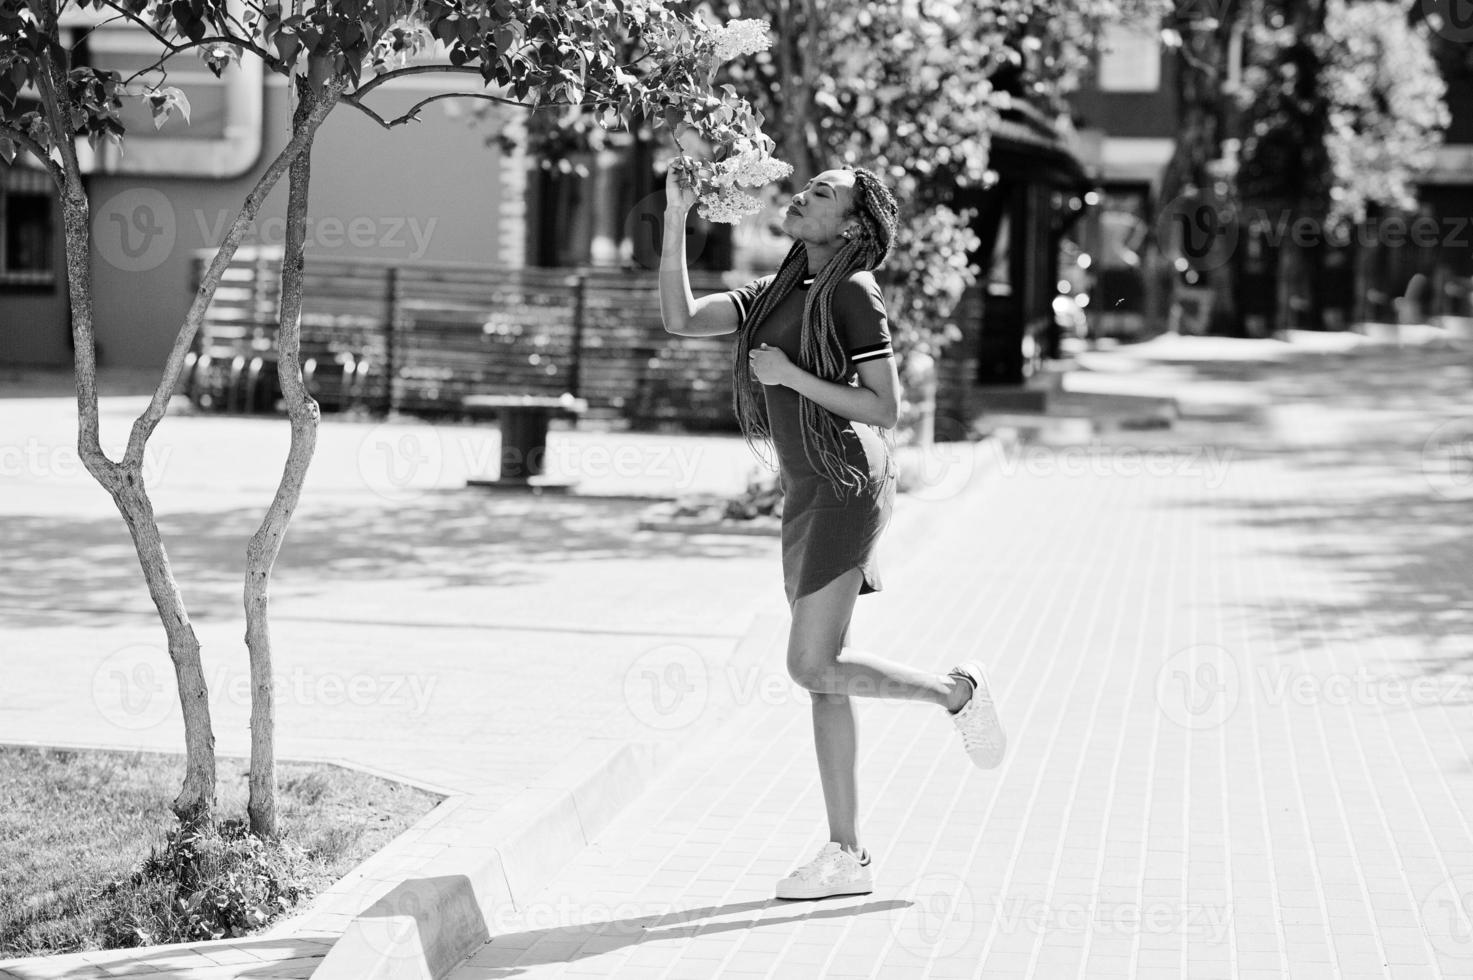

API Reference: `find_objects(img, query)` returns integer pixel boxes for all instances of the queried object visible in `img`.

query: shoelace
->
[789,847,850,881]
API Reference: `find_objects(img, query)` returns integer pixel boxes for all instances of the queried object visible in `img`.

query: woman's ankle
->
[943,673,973,713]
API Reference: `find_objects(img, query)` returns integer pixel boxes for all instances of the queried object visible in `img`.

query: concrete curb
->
[0,437,1002,980]
[308,613,789,980]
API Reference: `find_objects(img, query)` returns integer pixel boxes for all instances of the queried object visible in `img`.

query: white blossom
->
[698,187,765,224]
[709,19,772,62]
[709,146,793,189]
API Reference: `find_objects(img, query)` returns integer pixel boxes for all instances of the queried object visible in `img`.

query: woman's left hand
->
[748,344,795,386]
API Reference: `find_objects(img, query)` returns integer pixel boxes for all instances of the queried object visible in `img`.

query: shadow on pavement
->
[461,897,911,976]
[0,490,774,629]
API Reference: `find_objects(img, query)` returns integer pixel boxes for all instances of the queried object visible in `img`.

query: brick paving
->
[447,338,1473,980]
[5,337,1473,979]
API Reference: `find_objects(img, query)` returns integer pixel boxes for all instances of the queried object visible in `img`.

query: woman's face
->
[780,170,857,244]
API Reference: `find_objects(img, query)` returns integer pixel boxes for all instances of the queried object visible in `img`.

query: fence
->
[187,247,749,430]
[186,246,986,432]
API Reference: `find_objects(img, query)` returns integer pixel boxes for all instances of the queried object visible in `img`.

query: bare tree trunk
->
[244,75,341,839]
[28,20,219,826]
[24,0,345,826]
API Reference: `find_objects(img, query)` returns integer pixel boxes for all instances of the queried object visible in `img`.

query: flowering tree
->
[0,0,767,835]
[506,0,1167,442]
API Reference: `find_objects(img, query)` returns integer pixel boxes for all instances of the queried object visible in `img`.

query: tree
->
[501,0,1168,443]
[0,0,767,835]
[1160,0,1450,332]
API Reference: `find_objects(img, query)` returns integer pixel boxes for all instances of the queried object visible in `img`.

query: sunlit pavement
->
[444,335,1473,979]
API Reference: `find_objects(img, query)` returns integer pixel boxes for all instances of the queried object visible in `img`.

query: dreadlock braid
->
[731,166,902,495]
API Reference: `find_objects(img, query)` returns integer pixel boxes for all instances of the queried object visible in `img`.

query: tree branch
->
[0,124,65,189]
[121,76,349,467]
[340,88,534,128]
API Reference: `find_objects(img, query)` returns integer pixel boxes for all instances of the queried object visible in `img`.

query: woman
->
[658,160,1006,901]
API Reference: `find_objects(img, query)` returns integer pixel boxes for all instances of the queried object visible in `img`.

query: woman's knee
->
[787,651,837,693]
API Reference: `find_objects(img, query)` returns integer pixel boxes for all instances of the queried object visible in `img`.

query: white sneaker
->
[948,661,1006,768]
[775,842,874,900]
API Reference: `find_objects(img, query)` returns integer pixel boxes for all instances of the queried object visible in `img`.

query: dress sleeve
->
[833,272,894,366]
[722,274,776,330]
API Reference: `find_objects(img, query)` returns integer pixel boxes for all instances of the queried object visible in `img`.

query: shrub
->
[96,818,310,946]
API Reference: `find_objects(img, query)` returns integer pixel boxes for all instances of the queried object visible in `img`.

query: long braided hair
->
[732,166,901,494]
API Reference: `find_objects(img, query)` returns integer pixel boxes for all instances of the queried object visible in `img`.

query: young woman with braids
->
[659,162,1006,900]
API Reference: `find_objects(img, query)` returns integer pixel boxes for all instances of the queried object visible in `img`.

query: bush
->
[96,818,310,946]
[722,471,783,521]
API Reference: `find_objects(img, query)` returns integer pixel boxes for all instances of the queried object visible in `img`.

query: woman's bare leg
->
[787,569,972,706]
[789,569,973,854]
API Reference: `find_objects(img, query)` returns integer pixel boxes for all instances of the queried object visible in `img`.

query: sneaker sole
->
[775,881,875,901]
[955,661,1006,769]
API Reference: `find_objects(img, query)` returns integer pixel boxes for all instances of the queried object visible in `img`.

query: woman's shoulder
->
[833,270,886,307]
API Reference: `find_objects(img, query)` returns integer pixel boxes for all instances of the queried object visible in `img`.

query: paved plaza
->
[3,333,1473,978]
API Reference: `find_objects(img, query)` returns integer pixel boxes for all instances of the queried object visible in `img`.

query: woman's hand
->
[748,343,796,386]
[665,157,700,218]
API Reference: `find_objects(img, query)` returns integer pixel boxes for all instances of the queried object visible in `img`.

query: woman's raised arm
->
[659,160,740,337]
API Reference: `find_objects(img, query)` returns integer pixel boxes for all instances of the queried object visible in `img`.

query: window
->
[1097,24,1162,93]
[1,165,56,287]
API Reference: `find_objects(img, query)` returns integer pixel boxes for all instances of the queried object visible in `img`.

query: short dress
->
[724,270,899,606]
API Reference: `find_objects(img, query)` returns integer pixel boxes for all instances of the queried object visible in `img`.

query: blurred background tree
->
[485,0,1168,446]
[1162,0,1450,334]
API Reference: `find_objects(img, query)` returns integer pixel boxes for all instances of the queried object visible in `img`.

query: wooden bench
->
[461,393,589,492]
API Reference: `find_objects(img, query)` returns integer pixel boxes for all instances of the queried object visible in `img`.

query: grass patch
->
[0,745,442,957]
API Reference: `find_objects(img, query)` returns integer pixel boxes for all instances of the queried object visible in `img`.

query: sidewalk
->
[442,337,1473,979]
[0,382,984,978]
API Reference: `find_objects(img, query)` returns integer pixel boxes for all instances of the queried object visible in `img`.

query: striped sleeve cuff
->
[729,292,750,328]
[848,342,894,363]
